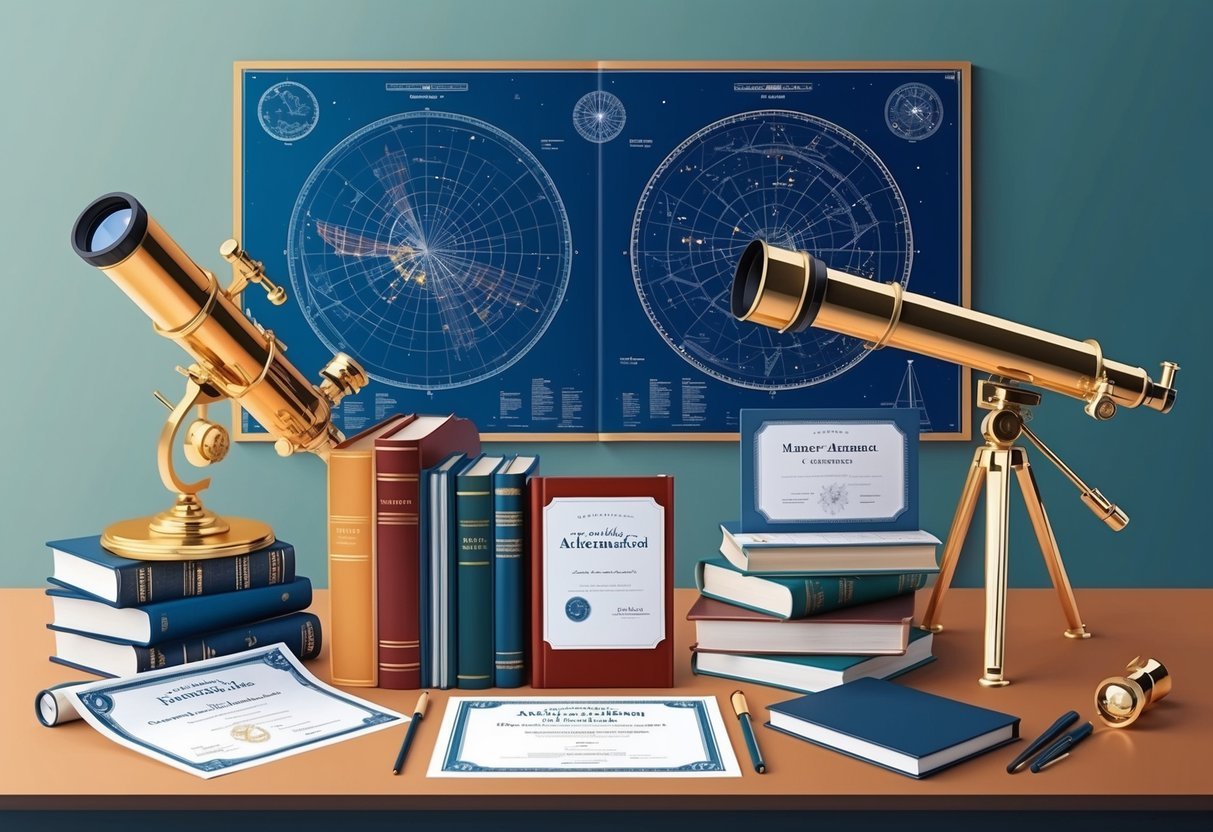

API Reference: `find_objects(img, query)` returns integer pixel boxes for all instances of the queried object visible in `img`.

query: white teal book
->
[692,628,934,694]
[718,522,940,574]
[695,557,934,619]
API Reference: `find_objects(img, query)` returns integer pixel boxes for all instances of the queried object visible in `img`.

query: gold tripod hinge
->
[919,379,1129,686]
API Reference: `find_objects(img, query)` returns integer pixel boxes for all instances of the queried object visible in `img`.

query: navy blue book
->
[493,455,538,687]
[455,454,508,690]
[46,577,313,646]
[46,535,296,607]
[49,611,322,677]
[766,677,1020,778]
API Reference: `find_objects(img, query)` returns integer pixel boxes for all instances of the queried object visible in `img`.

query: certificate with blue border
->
[66,644,404,779]
[741,408,920,533]
[428,697,741,777]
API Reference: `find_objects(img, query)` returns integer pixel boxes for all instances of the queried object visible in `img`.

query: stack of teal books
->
[45,536,321,678]
[688,522,941,694]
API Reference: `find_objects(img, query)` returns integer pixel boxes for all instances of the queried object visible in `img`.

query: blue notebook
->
[765,677,1020,778]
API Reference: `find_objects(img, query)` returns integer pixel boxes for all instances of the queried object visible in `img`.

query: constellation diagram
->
[286,111,573,390]
[572,90,627,143]
[630,110,912,391]
[885,82,944,141]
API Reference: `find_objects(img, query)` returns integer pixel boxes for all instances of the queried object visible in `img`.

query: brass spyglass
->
[72,193,368,560]
[731,240,1179,685]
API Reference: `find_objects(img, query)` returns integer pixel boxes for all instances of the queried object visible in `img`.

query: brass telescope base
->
[920,390,1091,687]
[102,493,274,560]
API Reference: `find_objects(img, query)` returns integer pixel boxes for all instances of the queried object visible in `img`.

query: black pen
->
[731,690,767,774]
[392,691,430,775]
[1006,710,1079,773]
[1030,721,1093,773]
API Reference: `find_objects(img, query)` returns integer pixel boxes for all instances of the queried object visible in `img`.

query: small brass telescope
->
[733,240,1179,685]
[72,193,368,560]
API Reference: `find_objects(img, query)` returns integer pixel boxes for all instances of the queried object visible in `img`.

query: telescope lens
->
[87,207,133,252]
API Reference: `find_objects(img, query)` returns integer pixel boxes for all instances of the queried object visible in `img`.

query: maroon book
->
[374,414,480,689]
[687,593,914,656]
[530,475,675,688]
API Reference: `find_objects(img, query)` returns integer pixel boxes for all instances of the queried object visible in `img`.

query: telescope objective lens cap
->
[72,192,149,268]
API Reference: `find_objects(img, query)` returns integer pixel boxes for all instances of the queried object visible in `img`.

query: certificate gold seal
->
[230,724,271,743]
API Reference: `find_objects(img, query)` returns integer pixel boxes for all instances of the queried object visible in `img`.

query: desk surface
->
[1,587,1209,810]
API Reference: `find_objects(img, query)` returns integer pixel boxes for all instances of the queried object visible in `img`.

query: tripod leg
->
[1013,459,1090,639]
[980,448,1012,687]
[919,450,985,632]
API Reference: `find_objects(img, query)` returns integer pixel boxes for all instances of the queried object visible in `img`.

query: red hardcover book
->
[529,475,674,688]
[375,414,480,689]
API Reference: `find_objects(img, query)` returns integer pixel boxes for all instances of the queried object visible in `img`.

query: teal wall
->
[0,0,1208,590]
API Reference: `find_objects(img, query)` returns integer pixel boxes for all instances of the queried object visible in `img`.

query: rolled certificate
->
[35,682,90,727]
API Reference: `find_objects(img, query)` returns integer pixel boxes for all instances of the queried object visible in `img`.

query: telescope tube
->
[732,240,1177,415]
[72,193,352,456]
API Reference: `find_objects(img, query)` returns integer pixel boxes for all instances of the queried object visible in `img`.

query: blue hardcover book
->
[740,408,920,533]
[493,455,538,687]
[419,452,467,688]
[692,628,934,693]
[49,611,323,678]
[765,677,1020,778]
[46,576,313,646]
[432,453,465,689]
[46,535,296,607]
[455,454,508,690]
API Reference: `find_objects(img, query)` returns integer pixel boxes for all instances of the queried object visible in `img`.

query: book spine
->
[794,572,932,618]
[137,578,314,645]
[375,443,422,690]
[328,448,379,687]
[131,613,323,673]
[418,471,432,688]
[456,470,494,690]
[114,545,295,607]
[441,468,458,690]
[493,470,527,688]
[528,478,546,688]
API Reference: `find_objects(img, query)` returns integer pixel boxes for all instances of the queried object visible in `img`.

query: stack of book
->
[45,535,321,678]
[326,412,540,691]
[688,522,941,694]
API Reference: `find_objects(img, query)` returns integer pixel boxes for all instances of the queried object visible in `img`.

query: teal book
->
[46,535,296,608]
[493,455,538,688]
[455,455,507,690]
[692,628,934,694]
[766,677,1020,779]
[695,557,933,619]
[49,611,322,677]
[46,577,313,646]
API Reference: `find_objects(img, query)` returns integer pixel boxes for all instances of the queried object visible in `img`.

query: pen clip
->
[1029,722,1093,774]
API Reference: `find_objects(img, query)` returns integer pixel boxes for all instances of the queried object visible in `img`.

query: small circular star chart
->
[631,110,912,390]
[885,82,944,141]
[287,111,573,390]
[572,90,627,143]
[257,81,319,142]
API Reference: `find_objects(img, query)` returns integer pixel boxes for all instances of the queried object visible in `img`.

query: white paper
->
[428,696,741,777]
[542,497,665,650]
[755,420,907,523]
[66,644,405,778]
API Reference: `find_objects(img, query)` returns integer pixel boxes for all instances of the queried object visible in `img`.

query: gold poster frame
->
[232,60,971,443]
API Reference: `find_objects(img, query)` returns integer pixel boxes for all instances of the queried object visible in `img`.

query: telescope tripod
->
[920,380,1128,686]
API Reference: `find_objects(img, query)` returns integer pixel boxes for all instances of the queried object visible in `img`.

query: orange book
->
[327,414,414,687]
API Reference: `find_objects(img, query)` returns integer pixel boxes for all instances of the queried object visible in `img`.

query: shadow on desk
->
[0,811,1211,832]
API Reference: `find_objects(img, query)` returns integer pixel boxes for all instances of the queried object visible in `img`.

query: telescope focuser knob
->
[220,239,287,306]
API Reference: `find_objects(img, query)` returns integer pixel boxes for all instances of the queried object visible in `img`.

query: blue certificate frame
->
[740,408,920,533]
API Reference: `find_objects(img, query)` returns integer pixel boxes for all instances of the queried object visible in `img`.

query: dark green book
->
[694,557,933,619]
[455,455,507,690]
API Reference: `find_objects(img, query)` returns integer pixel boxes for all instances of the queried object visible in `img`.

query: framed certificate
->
[740,408,920,533]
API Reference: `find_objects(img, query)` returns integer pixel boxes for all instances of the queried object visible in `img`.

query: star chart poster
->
[237,63,968,440]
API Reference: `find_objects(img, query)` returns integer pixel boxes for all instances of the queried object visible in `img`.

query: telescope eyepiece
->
[72,192,149,268]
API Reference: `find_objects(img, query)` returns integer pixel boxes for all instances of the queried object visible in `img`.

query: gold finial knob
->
[220,238,288,306]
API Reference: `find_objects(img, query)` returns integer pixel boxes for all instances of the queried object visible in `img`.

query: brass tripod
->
[920,379,1128,686]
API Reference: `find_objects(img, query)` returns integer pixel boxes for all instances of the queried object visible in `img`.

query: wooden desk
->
[1,588,1209,811]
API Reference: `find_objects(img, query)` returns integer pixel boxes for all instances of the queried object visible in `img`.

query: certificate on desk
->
[66,644,404,778]
[429,696,741,777]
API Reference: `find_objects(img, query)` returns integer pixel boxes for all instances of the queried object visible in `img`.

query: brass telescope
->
[72,193,367,560]
[732,239,1179,685]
